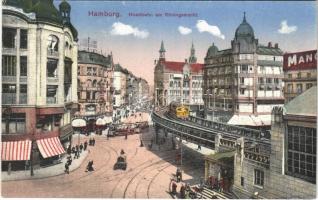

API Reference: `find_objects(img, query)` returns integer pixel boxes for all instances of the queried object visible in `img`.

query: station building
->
[233,86,317,198]
[2,0,78,171]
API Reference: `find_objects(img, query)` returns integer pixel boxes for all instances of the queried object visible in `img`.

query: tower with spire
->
[159,40,166,61]
[188,42,197,64]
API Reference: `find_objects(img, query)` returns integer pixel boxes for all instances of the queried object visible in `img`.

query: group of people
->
[89,138,96,146]
[171,182,196,199]
[64,139,92,174]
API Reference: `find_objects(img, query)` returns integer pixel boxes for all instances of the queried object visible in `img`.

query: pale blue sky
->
[56,1,317,84]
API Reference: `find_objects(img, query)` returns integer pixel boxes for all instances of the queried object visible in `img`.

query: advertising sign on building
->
[283,50,317,71]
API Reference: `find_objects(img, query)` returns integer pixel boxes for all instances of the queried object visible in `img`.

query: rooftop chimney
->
[274,43,278,48]
[268,42,272,48]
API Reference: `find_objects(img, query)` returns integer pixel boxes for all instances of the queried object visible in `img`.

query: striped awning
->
[1,140,32,161]
[36,137,65,158]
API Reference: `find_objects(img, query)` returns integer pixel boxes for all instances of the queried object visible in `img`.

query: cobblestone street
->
[1,127,205,198]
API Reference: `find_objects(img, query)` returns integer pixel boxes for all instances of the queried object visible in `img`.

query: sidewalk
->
[2,134,90,182]
[176,137,215,156]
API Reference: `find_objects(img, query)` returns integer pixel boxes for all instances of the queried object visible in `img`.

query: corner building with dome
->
[2,0,78,172]
[203,13,284,129]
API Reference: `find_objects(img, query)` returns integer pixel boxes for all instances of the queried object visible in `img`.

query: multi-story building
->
[154,41,204,111]
[2,0,78,171]
[203,13,284,127]
[233,86,316,198]
[283,50,317,103]
[126,72,139,107]
[113,64,128,122]
[138,78,150,100]
[77,51,114,131]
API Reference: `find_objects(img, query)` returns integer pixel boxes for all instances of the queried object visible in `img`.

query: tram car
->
[113,154,127,170]
[169,102,190,119]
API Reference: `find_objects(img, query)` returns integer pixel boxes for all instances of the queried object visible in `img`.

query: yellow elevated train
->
[169,102,190,119]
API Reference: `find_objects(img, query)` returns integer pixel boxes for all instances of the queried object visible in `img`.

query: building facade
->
[2,0,78,170]
[113,64,128,122]
[138,78,150,100]
[154,41,204,110]
[283,50,317,103]
[203,14,284,127]
[233,86,316,199]
[77,50,114,131]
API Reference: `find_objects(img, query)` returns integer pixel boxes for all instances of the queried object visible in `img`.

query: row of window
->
[2,113,26,134]
[286,83,314,94]
[169,81,202,88]
[287,72,313,79]
[3,28,74,55]
[206,65,282,76]
[207,77,281,85]
[78,91,100,100]
[78,66,110,77]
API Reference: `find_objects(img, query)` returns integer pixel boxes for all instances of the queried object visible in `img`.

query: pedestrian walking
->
[92,138,95,146]
[74,149,78,159]
[180,184,186,199]
[125,132,128,140]
[67,156,72,166]
[84,141,88,150]
[75,145,79,153]
[171,181,177,195]
[198,144,201,150]
[80,143,83,153]
[71,146,75,154]
[67,145,71,154]
[65,163,69,174]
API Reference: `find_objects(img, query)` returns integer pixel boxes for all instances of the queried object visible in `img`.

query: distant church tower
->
[159,40,166,61]
[188,42,197,64]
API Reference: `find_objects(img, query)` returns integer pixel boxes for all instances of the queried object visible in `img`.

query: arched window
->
[170,81,173,87]
[47,35,59,52]
[87,79,92,88]
[92,80,97,87]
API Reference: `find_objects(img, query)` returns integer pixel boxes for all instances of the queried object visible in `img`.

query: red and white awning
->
[1,140,32,161]
[36,137,65,158]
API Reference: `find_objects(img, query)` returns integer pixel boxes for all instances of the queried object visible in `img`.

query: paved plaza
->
[1,127,207,198]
